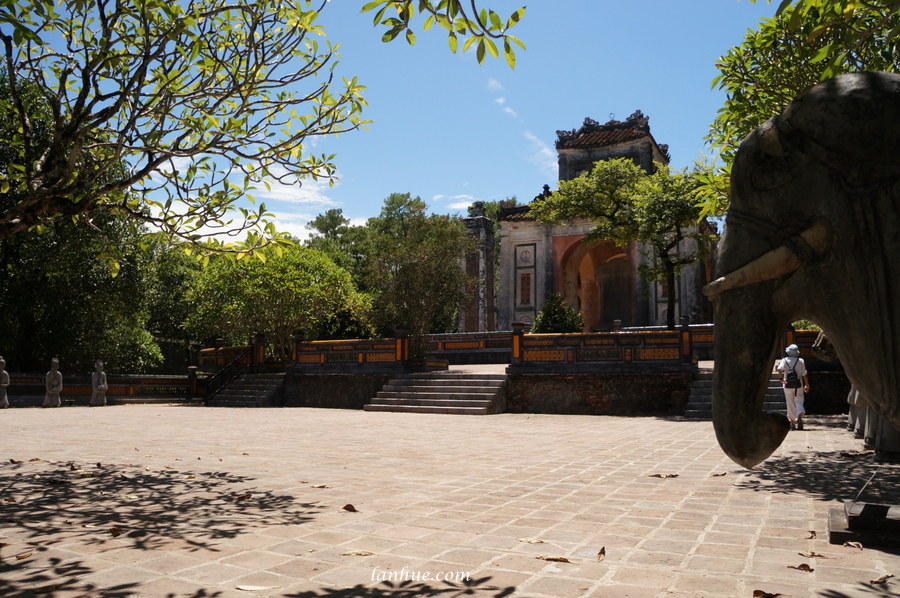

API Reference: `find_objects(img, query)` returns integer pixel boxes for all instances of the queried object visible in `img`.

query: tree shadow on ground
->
[286,577,516,598]
[0,458,323,597]
[818,583,900,597]
[735,447,900,505]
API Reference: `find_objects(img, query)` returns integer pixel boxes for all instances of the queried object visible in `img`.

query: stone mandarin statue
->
[0,357,9,409]
[90,360,108,406]
[43,358,63,408]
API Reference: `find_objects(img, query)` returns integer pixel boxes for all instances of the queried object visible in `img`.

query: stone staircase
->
[364,372,507,415]
[684,370,787,419]
[207,372,284,407]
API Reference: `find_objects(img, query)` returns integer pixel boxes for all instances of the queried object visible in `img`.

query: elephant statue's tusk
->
[703,221,829,298]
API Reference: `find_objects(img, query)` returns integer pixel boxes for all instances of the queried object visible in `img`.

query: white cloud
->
[433,193,477,207]
[493,96,518,118]
[267,210,317,240]
[487,78,504,92]
[248,172,339,207]
[523,131,558,178]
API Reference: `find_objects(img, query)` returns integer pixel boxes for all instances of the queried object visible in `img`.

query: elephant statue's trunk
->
[710,284,791,468]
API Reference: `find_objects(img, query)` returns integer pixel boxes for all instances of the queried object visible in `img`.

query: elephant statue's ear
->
[740,120,792,192]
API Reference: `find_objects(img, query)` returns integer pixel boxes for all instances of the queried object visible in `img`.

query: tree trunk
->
[664,256,677,329]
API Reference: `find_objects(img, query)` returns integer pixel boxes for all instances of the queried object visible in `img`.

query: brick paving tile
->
[4,407,900,597]
[518,574,596,596]
[586,582,664,597]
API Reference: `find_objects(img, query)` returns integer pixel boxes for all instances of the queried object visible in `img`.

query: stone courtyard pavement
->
[2,407,900,598]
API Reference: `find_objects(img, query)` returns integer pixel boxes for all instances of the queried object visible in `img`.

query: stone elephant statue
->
[703,71,900,468]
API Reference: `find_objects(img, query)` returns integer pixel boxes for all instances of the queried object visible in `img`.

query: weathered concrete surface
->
[1,406,899,597]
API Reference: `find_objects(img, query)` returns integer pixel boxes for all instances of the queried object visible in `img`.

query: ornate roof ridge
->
[554,109,669,160]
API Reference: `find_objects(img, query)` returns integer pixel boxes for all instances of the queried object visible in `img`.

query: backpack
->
[784,358,801,389]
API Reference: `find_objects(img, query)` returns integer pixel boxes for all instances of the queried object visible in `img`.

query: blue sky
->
[260,1,777,237]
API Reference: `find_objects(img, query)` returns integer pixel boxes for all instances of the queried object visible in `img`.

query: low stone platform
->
[2,407,899,597]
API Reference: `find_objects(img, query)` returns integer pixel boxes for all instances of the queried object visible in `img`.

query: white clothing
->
[777,357,807,421]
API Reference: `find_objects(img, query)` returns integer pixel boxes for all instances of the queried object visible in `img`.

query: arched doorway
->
[560,239,635,330]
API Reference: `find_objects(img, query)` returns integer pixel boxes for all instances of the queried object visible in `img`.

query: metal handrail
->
[203,346,252,403]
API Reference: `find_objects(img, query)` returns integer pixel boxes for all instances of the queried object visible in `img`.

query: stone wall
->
[505,370,693,416]
[806,370,851,415]
[280,373,393,409]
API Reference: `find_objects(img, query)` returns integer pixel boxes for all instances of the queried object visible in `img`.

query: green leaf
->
[504,40,516,69]
[809,43,834,64]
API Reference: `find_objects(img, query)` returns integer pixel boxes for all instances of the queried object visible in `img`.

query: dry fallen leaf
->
[28,458,43,462]
[110,527,124,537]
[342,504,358,512]
[236,493,252,501]
[236,585,282,592]
[518,538,545,544]
[123,494,139,500]
[798,551,830,558]
[341,550,375,556]
[16,552,32,560]
[9,459,22,464]
[787,563,814,572]
[752,591,785,598]
[186,475,195,479]
[536,554,574,563]
[164,466,174,470]
[3,497,16,503]
[242,452,250,455]
[869,574,894,585]
[806,531,817,539]
[844,541,864,550]
[596,547,606,563]
[648,473,679,479]
[310,484,331,489]
[711,472,727,477]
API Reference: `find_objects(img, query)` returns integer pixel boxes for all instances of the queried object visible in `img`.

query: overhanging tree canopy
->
[0,0,524,250]
[698,0,899,217]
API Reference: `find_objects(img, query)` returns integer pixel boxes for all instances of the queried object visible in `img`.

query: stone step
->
[396,373,507,381]
[384,379,506,388]
[207,373,283,408]
[370,397,493,408]
[109,397,199,405]
[366,370,506,415]
[364,404,490,415]
[377,391,497,401]
[381,384,501,394]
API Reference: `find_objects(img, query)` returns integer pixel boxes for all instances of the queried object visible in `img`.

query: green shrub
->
[531,293,584,333]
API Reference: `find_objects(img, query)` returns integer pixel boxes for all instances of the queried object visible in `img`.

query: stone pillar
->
[511,322,525,364]
[187,366,198,400]
[292,330,304,363]
[459,202,496,332]
[680,318,693,363]
[252,333,266,371]
[395,327,410,363]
